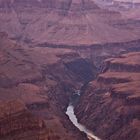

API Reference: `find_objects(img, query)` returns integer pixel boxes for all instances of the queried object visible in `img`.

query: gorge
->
[0,0,140,140]
[66,92,101,140]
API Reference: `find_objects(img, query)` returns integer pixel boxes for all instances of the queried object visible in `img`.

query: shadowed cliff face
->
[0,29,140,139]
[0,33,91,140]
[75,52,140,140]
[0,0,140,45]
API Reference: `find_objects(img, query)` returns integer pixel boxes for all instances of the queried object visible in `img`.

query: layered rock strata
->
[0,100,47,140]
[75,52,140,140]
[0,0,139,45]
[0,32,89,140]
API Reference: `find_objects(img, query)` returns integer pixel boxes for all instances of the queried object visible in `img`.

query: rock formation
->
[0,100,47,140]
[0,1,139,140]
[75,52,140,140]
[0,32,90,140]
[0,0,139,45]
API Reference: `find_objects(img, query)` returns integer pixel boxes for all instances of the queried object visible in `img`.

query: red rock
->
[75,52,140,140]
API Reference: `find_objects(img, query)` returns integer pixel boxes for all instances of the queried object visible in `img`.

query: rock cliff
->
[0,100,47,140]
[0,0,139,139]
[0,0,139,45]
[75,52,140,140]
[0,32,90,140]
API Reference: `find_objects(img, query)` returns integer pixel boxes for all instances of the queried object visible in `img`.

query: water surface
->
[66,104,101,140]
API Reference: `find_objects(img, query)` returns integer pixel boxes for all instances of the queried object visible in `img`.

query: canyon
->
[75,52,140,140]
[0,0,140,45]
[0,32,90,140]
[0,0,140,140]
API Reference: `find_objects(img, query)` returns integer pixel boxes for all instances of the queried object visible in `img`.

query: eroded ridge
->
[75,52,140,140]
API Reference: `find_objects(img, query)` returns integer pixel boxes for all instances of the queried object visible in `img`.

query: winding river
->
[66,101,101,140]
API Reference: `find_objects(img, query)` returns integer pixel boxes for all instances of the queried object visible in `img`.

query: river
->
[66,95,101,140]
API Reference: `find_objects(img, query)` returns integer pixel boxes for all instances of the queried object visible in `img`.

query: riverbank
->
[66,101,101,140]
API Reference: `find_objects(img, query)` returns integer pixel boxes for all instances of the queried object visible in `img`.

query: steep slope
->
[0,100,48,140]
[0,30,140,139]
[0,32,90,140]
[0,0,139,45]
[0,0,140,139]
[75,52,140,140]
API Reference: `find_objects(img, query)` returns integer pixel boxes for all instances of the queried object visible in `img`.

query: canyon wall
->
[0,0,139,140]
[0,29,140,139]
[0,32,91,140]
[0,0,139,45]
[0,100,48,140]
[75,52,140,140]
